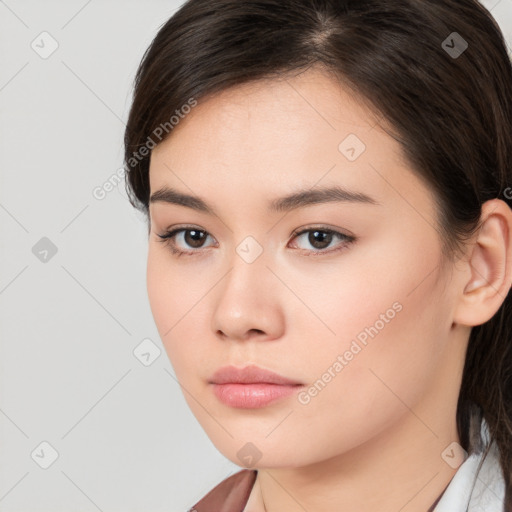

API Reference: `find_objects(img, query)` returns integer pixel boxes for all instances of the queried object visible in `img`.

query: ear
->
[452,198,512,327]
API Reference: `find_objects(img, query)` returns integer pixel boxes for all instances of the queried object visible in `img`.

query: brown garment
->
[189,469,447,512]
[189,469,257,512]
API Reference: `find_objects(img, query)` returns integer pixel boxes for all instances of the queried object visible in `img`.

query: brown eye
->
[290,227,354,254]
[156,226,215,256]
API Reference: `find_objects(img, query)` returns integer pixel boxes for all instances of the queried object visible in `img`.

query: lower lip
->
[210,383,303,408]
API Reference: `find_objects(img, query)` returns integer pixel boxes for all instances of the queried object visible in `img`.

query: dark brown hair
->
[123,0,512,509]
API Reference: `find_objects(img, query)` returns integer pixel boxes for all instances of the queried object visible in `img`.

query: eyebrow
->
[149,185,380,215]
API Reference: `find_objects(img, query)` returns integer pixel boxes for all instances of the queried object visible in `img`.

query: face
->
[146,65,464,469]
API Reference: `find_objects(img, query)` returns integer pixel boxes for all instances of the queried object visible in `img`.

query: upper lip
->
[209,364,303,385]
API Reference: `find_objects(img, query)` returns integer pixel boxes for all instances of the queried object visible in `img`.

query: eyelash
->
[156,225,356,258]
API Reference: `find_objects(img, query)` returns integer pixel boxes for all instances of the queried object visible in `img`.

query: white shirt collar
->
[434,416,505,511]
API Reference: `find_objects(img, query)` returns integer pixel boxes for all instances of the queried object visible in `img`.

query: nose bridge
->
[234,233,267,267]
[211,231,282,340]
[223,231,271,300]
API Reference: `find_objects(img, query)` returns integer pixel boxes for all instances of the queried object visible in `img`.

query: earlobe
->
[453,199,512,327]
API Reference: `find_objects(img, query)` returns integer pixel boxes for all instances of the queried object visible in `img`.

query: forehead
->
[148,66,430,218]
[151,66,384,165]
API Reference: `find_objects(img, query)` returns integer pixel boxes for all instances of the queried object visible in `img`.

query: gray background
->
[0,1,510,511]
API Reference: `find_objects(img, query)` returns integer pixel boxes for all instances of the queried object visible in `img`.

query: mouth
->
[208,364,304,409]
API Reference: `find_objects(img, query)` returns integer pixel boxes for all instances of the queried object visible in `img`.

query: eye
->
[156,226,216,257]
[289,226,355,255]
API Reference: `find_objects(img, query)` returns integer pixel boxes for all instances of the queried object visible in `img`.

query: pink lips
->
[208,365,304,409]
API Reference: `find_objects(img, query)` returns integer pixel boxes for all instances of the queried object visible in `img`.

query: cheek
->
[297,301,449,462]
[146,246,215,388]
[292,239,451,445]
[146,248,172,334]
[146,246,204,330]
[146,250,206,378]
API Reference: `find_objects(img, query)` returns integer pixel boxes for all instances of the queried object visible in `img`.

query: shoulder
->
[188,469,258,512]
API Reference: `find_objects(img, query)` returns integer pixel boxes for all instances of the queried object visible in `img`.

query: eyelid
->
[289,223,355,239]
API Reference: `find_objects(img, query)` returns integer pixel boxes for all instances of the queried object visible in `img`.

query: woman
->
[123,0,512,510]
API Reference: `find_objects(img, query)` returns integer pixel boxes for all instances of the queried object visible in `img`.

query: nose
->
[211,245,285,343]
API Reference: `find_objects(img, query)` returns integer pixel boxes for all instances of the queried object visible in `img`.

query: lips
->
[209,364,303,385]
[208,365,304,409]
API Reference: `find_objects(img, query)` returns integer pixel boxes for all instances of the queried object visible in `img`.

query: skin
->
[146,64,512,512]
